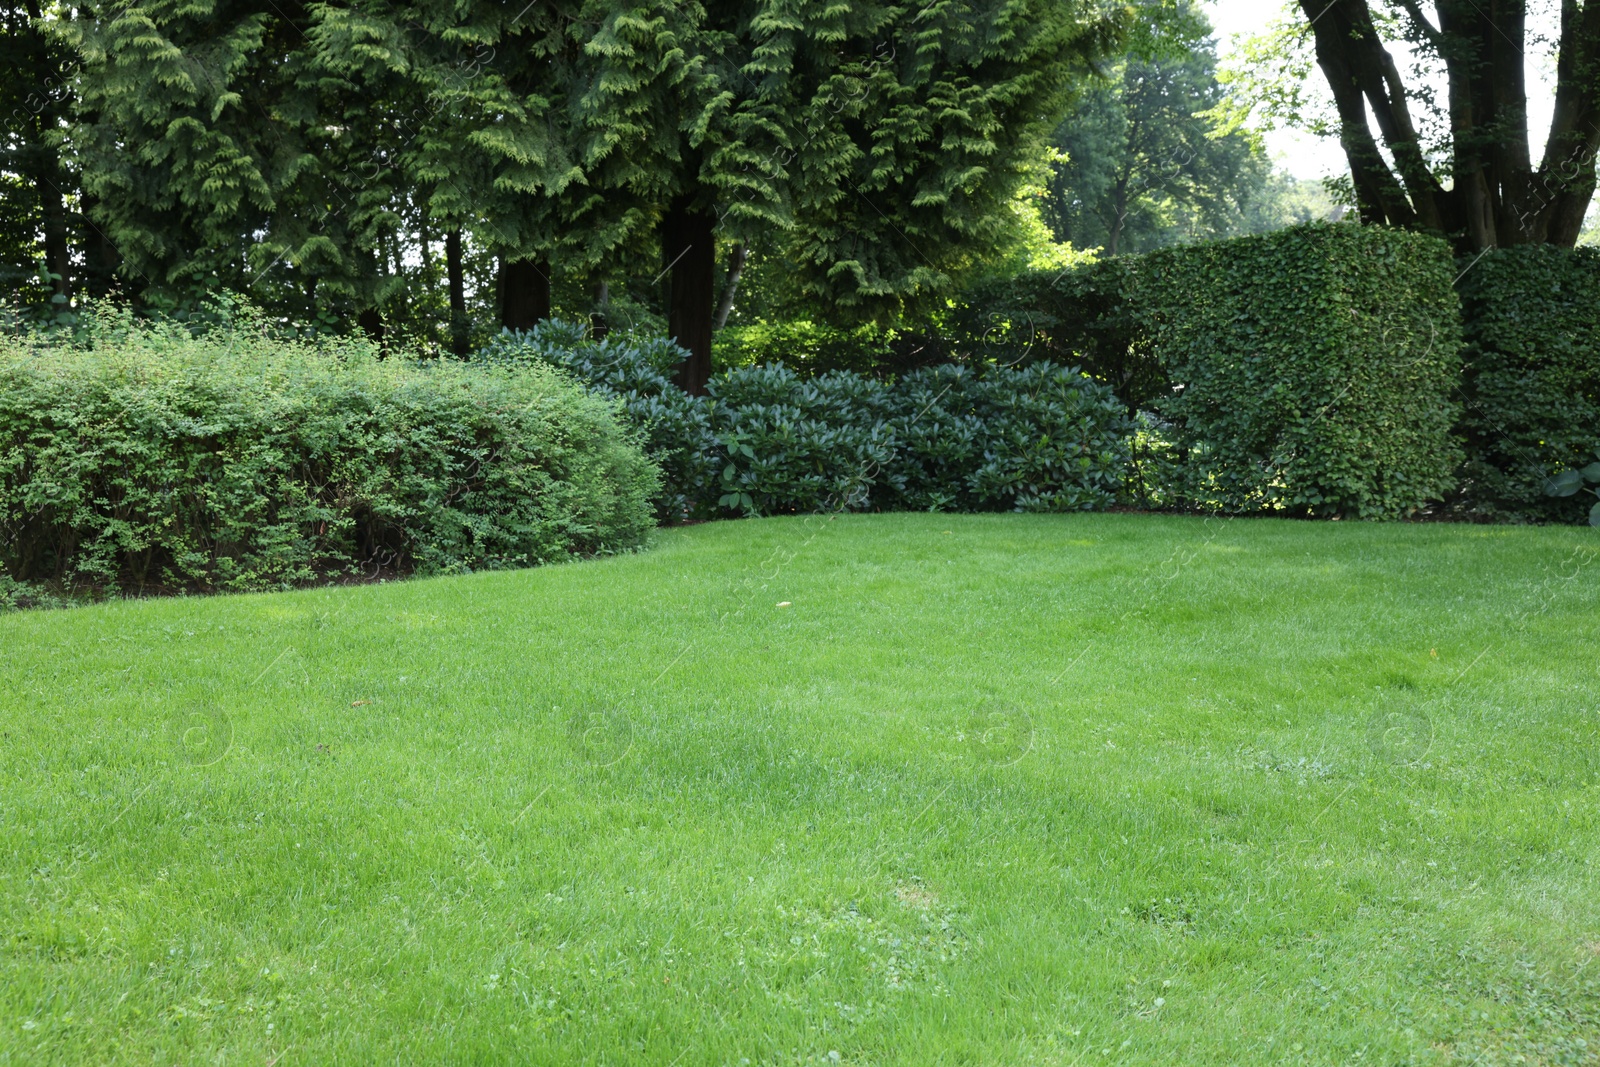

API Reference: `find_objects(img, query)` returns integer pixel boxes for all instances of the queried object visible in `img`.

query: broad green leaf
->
[1544,470,1584,497]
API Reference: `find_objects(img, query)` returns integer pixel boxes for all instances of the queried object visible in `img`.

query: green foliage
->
[1129,224,1463,518]
[1542,448,1600,527]
[715,320,906,377]
[849,225,1465,520]
[880,363,1133,513]
[1045,0,1317,256]
[1455,245,1600,523]
[39,0,1123,345]
[942,260,1161,410]
[478,321,717,522]
[477,321,1133,518]
[0,308,658,599]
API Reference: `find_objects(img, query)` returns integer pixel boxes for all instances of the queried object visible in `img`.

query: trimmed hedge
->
[955,225,1464,518]
[1131,224,1463,518]
[1454,245,1600,522]
[477,324,1133,519]
[0,313,659,598]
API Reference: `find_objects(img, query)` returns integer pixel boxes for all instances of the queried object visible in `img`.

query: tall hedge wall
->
[1129,225,1463,518]
[1454,245,1600,522]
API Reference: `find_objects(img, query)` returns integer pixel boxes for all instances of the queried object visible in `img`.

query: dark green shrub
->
[707,364,899,515]
[0,311,659,598]
[478,323,718,522]
[480,323,1133,517]
[882,363,1132,512]
[1454,245,1600,522]
[1129,224,1463,518]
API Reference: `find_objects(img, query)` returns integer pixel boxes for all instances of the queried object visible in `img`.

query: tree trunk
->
[37,172,71,299]
[713,242,747,330]
[499,254,550,331]
[1539,0,1600,244]
[591,280,610,340]
[1106,181,1128,255]
[1300,0,1422,228]
[31,121,72,299]
[18,0,70,297]
[358,307,384,346]
[446,228,469,356]
[79,192,121,299]
[662,195,716,394]
[1303,0,1600,250]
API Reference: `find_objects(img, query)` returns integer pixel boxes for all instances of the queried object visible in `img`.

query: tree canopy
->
[2,0,1127,390]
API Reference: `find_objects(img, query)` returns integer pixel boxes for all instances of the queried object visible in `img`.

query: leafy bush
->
[478,322,718,521]
[478,323,1133,518]
[948,226,1466,519]
[708,364,899,514]
[1542,447,1600,527]
[0,310,659,599]
[1129,224,1463,518]
[882,363,1132,512]
[1454,245,1600,522]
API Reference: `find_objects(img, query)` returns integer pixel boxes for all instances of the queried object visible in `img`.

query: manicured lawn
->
[2,513,1598,1065]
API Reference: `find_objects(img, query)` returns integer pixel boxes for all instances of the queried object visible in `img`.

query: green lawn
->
[2,514,1598,1065]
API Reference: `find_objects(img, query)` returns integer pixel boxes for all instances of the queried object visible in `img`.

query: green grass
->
[2,513,1598,1065]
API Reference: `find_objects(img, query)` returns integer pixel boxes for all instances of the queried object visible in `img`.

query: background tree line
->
[7,0,1594,389]
[3,0,1125,391]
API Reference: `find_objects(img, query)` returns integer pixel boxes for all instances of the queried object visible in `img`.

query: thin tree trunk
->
[446,228,469,355]
[662,195,716,394]
[713,242,746,330]
[1300,0,1421,229]
[30,113,72,299]
[77,186,120,299]
[19,0,71,298]
[38,176,71,299]
[1106,181,1128,256]
[591,280,610,340]
[1539,0,1600,244]
[499,255,550,331]
[358,307,384,345]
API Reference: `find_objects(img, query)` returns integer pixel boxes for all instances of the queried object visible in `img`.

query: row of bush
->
[722,227,1600,525]
[0,309,658,600]
[1454,245,1600,523]
[5,224,1594,603]
[499,226,1470,524]
[475,322,1134,521]
[913,230,1600,524]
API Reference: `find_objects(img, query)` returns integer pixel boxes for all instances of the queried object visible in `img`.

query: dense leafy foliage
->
[933,225,1466,517]
[477,323,1133,519]
[1542,447,1600,527]
[0,311,658,598]
[1130,224,1463,518]
[1455,245,1600,522]
[14,0,1123,387]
